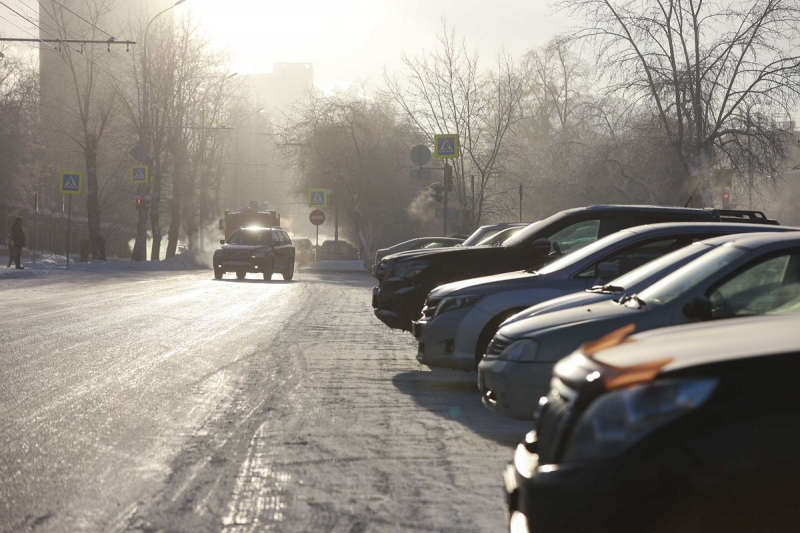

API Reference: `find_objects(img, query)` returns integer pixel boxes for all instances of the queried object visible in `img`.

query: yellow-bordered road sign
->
[131,165,149,184]
[59,172,83,194]
[308,188,327,208]
[434,134,459,158]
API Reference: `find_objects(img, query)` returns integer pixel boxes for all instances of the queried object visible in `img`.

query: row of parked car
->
[371,204,800,532]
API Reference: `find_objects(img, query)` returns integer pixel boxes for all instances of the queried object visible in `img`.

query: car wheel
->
[236,270,246,280]
[262,258,274,281]
[283,259,294,280]
[474,308,527,370]
[214,267,223,280]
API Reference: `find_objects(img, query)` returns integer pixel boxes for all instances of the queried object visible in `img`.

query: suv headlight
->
[392,261,429,280]
[435,294,482,316]
[563,378,717,463]
[499,339,540,361]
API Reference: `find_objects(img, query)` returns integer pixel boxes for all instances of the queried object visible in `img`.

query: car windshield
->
[536,230,635,275]
[463,227,503,246]
[634,244,749,306]
[502,216,558,247]
[226,229,270,245]
[608,241,715,289]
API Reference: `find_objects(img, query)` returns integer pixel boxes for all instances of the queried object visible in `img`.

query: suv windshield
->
[634,244,748,306]
[499,218,550,247]
[536,230,634,275]
[227,229,270,246]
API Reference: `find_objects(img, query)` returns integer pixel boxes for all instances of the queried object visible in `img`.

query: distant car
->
[459,223,530,247]
[414,223,789,372]
[479,231,800,419]
[372,237,464,277]
[505,313,800,533]
[474,226,525,246]
[293,238,314,266]
[212,226,295,281]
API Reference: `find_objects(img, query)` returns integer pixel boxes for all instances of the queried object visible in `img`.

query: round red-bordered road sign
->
[309,209,325,226]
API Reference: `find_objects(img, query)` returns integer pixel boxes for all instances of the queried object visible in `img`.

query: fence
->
[1,202,135,260]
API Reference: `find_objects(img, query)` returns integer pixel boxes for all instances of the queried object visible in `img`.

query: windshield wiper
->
[589,284,625,294]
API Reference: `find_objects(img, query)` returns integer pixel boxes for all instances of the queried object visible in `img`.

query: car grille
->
[535,380,576,464]
[420,297,441,320]
[226,251,250,259]
[486,335,511,357]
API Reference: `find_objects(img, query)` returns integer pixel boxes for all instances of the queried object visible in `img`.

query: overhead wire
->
[10,0,60,36]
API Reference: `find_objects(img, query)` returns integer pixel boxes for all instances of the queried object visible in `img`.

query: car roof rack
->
[706,208,779,225]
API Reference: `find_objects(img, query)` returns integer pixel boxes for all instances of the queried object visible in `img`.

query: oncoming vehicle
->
[213,227,295,281]
[505,314,800,533]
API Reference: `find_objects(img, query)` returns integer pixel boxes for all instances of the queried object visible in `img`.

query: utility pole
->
[443,163,452,236]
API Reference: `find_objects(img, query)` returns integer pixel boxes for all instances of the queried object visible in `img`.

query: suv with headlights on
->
[213,227,295,281]
[372,205,777,331]
[505,314,800,533]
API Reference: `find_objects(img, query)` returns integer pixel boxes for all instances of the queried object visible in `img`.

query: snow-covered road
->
[0,269,530,532]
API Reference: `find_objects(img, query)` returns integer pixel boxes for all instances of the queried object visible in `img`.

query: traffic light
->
[722,187,731,209]
[444,164,453,192]
[429,181,444,203]
[135,196,143,210]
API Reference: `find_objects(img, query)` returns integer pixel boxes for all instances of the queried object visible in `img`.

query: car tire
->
[214,267,223,280]
[236,270,246,280]
[474,308,527,370]
[263,258,274,281]
[283,259,294,280]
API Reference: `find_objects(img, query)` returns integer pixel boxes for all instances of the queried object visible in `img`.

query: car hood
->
[429,268,540,298]
[388,243,508,266]
[218,244,267,252]
[590,314,800,373]
[498,299,637,341]
[501,291,614,327]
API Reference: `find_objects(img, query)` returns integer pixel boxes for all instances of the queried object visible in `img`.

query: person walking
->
[6,230,12,267]
[10,216,25,269]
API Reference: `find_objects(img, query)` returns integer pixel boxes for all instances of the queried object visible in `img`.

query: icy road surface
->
[0,270,531,533]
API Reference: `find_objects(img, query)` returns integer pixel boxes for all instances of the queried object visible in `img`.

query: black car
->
[505,314,800,533]
[372,205,776,331]
[213,226,295,281]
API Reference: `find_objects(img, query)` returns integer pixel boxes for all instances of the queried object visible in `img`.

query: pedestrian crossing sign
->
[59,172,83,194]
[434,134,459,158]
[131,165,149,184]
[308,188,328,208]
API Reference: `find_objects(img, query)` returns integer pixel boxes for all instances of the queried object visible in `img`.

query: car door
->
[270,230,286,270]
[281,231,295,264]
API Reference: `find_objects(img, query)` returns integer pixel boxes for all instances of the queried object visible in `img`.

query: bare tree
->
[558,0,800,203]
[278,93,422,257]
[385,21,527,231]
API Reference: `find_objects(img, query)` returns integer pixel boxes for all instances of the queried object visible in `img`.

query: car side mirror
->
[219,239,225,245]
[530,238,550,257]
[597,262,620,282]
[683,295,712,320]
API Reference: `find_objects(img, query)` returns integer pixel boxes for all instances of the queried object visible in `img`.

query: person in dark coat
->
[10,216,25,269]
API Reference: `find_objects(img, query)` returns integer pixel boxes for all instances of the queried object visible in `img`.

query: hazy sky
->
[0,0,570,91]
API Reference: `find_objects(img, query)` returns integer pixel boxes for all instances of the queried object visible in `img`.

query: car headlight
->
[392,261,429,280]
[435,294,482,316]
[562,378,717,463]
[252,251,266,259]
[498,339,540,362]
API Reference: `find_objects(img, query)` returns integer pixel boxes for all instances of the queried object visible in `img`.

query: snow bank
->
[0,249,208,279]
